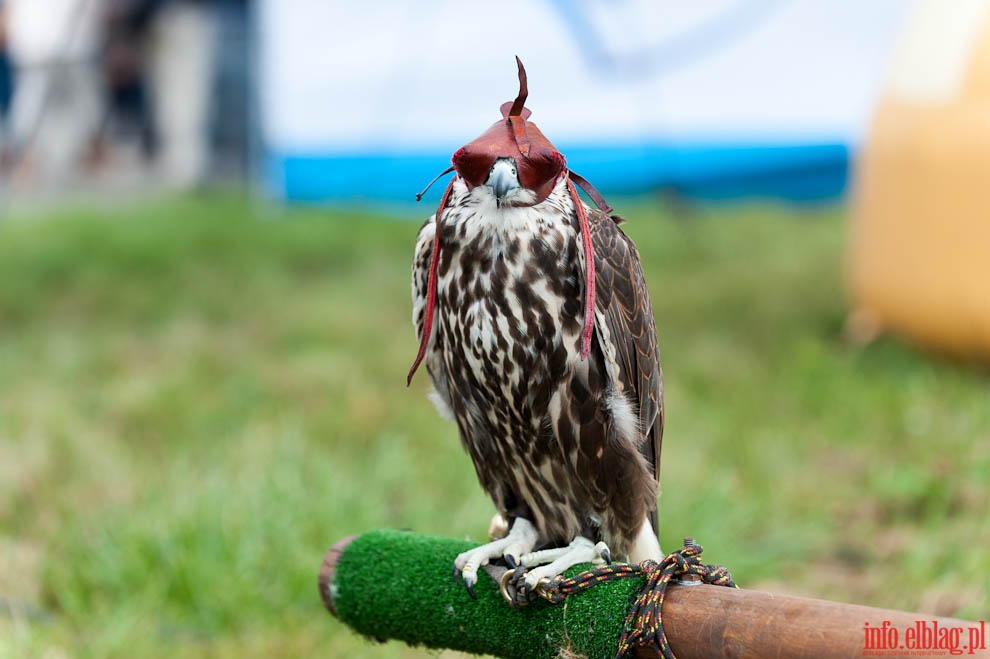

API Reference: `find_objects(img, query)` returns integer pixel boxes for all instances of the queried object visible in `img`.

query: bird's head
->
[409,57,617,384]
[449,57,566,208]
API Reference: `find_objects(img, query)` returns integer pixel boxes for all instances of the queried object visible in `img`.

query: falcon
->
[409,58,663,599]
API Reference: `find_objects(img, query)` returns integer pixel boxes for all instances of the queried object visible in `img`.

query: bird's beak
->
[486,159,521,206]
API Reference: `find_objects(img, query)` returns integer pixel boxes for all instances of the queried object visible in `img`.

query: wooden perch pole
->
[651,583,986,659]
[319,530,987,659]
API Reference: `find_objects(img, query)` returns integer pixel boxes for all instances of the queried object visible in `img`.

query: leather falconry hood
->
[408,57,617,385]
[450,57,565,206]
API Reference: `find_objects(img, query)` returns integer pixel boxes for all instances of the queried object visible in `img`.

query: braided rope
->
[538,540,737,659]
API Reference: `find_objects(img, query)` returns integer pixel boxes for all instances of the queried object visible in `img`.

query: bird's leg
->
[514,535,611,592]
[628,516,662,563]
[454,517,539,597]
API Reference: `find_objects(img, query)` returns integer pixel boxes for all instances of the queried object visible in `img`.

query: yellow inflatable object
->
[849,0,990,361]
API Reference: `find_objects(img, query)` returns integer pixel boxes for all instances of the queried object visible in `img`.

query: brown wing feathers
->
[588,208,664,487]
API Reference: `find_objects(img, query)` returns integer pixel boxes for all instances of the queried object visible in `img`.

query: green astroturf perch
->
[321,530,645,659]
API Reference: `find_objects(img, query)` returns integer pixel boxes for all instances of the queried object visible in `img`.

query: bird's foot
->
[519,535,610,588]
[453,517,539,598]
[502,535,610,606]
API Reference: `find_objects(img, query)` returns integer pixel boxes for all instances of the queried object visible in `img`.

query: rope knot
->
[497,538,736,659]
[616,540,737,659]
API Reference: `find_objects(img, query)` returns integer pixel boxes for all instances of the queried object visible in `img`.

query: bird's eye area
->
[451,142,566,202]
[451,148,495,190]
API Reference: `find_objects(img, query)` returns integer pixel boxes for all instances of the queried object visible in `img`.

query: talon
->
[453,565,461,580]
[509,571,533,608]
[596,542,612,565]
[463,572,477,599]
[521,571,540,593]
[504,567,544,608]
[451,518,540,602]
[511,567,533,599]
[504,554,518,569]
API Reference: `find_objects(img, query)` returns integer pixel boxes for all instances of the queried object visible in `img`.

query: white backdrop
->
[257,0,915,203]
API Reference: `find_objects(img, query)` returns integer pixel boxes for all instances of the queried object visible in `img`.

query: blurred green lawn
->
[0,194,987,658]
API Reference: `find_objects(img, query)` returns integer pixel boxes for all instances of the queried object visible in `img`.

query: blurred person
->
[3,0,106,187]
[0,2,12,121]
[102,0,160,173]
[104,0,248,191]
[150,0,215,189]
[104,0,216,189]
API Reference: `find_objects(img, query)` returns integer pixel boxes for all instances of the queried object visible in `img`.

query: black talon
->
[453,565,461,580]
[601,547,612,565]
[505,566,538,608]
[504,554,518,569]
[464,574,477,599]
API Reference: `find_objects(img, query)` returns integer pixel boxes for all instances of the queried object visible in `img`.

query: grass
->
[0,193,986,658]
